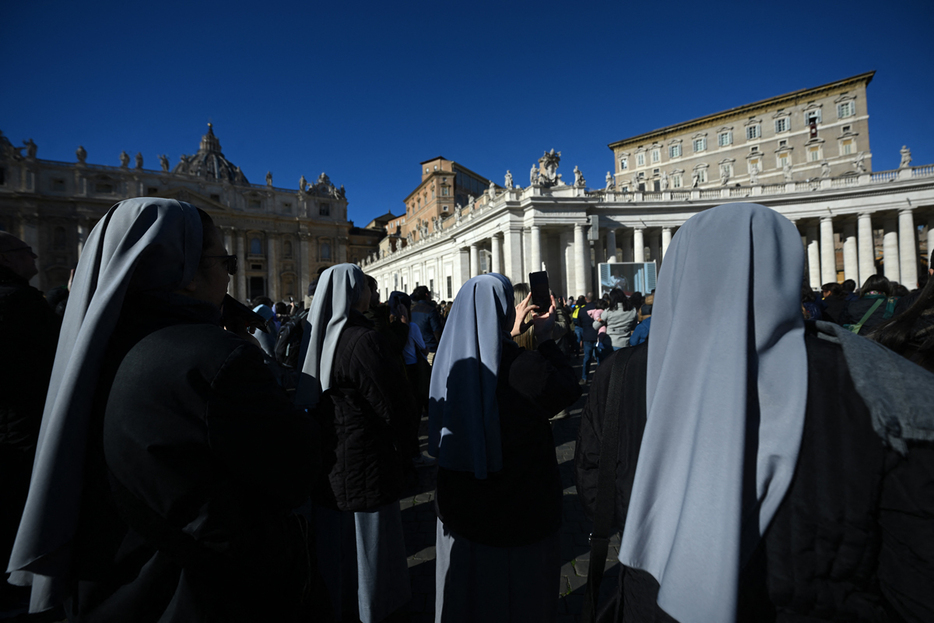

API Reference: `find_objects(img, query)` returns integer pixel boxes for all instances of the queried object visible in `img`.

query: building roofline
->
[608,71,876,151]
[402,160,494,204]
[419,156,448,165]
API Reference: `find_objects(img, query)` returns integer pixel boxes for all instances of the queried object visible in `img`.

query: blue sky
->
[3,0,932,227]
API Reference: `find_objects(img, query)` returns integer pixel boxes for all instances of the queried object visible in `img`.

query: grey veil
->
[618,203,808,622]
[294,263,365,408]
[7,198,202,612]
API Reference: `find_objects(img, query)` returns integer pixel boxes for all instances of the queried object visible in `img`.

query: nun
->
[429,273,582,622]
[575,203,934,621]
[295,263,414,622]
[7,198,322,621]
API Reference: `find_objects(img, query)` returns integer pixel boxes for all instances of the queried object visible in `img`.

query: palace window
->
[320,242,331,261]
[651,149,660,163]
[636,153,645,166]
[748,158,760,174]
[619,157,628,170]
[841,139,855,156]
[695,168,708,184]
[805,109,821,125]
[672,173,682,188]
[837,101,854,118]
[808,146,821,162]
[693,137,706,152]
[774,118,790,133]
[283,240,293,258]
[669,144,682,158]
[746,125,761,140]
[718,131,732,147]
[320,202,330,216]
[442,187,449,196]
[249,199,261,210]
[250,237,263,255]
[720,163,733,178]
[778,153,791,168]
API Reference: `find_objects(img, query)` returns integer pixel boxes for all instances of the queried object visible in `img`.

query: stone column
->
[491,234,503,274]
[928,218,934,274]
[661,227,672,260]
[266,235,279,301]
[504,228,523,284]
[236,231,247,300]
[606,227,617,263]
[621,230,634,262]
[898,208,918,289]
[562,231,576,296]
[842,222,859,284]
[76,219,89,258]
[883,218,900,283]
[299,234,311,299]
[820,216,836,284]
[633,227,645,263]
[857,213,874,286]
[470,243,480,278]
[806,225,821,290]
[223,227,235,298]
[530,225,542,272]
[457,247,470,288]
[574,223,589,295]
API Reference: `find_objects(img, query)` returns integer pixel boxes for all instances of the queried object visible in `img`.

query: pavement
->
[396,354,619,623]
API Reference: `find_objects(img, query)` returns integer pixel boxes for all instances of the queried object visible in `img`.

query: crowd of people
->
[1,198,932,622]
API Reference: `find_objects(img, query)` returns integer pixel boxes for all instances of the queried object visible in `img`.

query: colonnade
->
[798,207,932,290]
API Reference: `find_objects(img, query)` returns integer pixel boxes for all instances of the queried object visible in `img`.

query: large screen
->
[598,262,657,297]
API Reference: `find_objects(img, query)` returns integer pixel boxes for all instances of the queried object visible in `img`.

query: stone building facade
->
[0,125,374,301]
[610,72,875,192]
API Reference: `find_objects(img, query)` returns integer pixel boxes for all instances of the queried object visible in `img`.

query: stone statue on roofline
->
[605,172,614,190]
[24,139,37,159]
[300,175,308,193]
[119,151,130,168]
[692,172,699,188]
[159,154,169,172]
[749,164,759,185]
[899,145,912,169]
[820,161,831,178]
[505,170,513,189]
[266,171,273,186]
[854,152,867,173]
[76,145,87,164]
[530,164,540,187]
[538,149,562,187]
[573,166,586,188]
[135,152,144,170]
[783,160,793,182]
[660,172,669,191]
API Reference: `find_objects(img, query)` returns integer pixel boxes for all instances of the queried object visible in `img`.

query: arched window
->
[283,240,293,259]
[250,237,262,255]
[321,242,331,261]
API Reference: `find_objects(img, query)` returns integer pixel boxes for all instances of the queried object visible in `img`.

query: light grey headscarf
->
[427,273,514,479]
[294,263,365,408]
[618,203,807,622]
[7,198,202,612]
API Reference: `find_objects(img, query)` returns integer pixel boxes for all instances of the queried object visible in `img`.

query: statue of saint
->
[820,162,831,178]
[783,160,793,182]
[749,165,759,185]
[300,175,308,193]
[530,164,539,187]
[119,151,130,168]
[159,154,169,172]
[24,139,37,159]
[573,166,585,188]
[505,170,513,189]
[76,145,87,164]
[631,176,640,192]
[605,171,613,190]
[854,152,867,173]
[899,145,912,169]
[660,172,669,191]
[135,152,144,169]
[266,171,273,186]
[692,173,699,188]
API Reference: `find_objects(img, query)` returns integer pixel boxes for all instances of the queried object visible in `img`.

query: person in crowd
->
[579,292,599,382]
[596,288,637,351]
[840,274,894,332]
[0,232,61,613]
[570,295,586,356]
[842,278,859,301]
[587,299,613,363]
[429,274,581,622]
[512,283,537,351]
[552,295,574,356]
[820,282,849,325]
[389,290,435,468]
[870,258,934,373]
[296,264,414,623]
[575,203,934,622]
[8,198,324,621]
[801,283,822,320]
[629,304,652,347]
[251,302,280,358]
[628,292,644,316]
[410,285,443,364]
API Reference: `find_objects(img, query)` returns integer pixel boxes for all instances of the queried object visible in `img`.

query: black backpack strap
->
[582,351,632,622]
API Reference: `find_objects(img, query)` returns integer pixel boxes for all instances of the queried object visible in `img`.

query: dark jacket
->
[69,294,320,623]
[580,301,599,342]
[410,300,443,352]
[842,294,893,332]
[317,310,414,512]
[820,294,849,325]
[435,339,581,547]
[575,329,934,622]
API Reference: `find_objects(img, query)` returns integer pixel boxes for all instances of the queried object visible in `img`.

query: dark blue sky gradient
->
[3,0,932,226]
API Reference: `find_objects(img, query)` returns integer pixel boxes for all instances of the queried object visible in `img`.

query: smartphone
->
[528,271,550,310]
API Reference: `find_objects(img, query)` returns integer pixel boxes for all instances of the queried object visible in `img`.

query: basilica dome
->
[173,124,248,184]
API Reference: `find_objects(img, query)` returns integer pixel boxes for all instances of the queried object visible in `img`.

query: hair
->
[595,299,608,310]
[895,284,910,298]
[842,279,857,294]
[585,291,594,301]
[251,296,274,308]
[274,301,289,315]
[608,288,632,312]
[411,285,430,302]
[821,282,843,298]
[576,296,586,307]
[629,292,644,311]
[513,282,530,306]
[859,274,892,298]
[869,273,934,372]
[800,283,815,304]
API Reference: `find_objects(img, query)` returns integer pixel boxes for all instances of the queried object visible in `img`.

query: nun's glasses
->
[202,254,238,275]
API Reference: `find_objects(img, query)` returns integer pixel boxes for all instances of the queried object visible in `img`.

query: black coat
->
[580,301,599,342]
[316,310,414,512]
[841,295,892,332]
[575,329,934,622]
[69,295,321,623]
[435,339,582,547]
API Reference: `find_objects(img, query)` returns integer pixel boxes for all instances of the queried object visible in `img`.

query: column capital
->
[898,206,914,215]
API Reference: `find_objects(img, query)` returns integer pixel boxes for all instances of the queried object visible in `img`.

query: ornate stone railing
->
[871,170,898,183]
